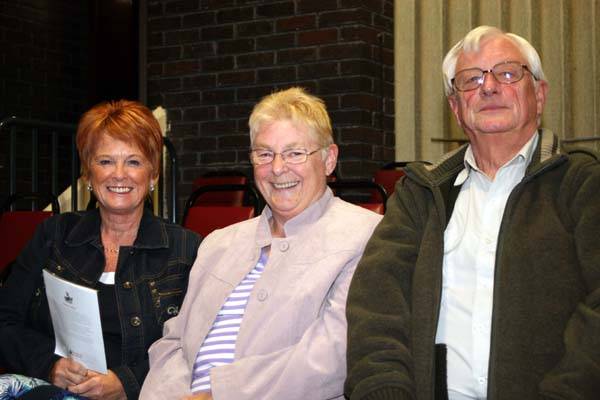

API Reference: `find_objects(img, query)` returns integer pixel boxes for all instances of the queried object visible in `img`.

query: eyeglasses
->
[249,148,322,165]
[452,61,537,92]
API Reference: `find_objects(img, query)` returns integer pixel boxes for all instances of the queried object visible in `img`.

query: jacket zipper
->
[430,185,448,400]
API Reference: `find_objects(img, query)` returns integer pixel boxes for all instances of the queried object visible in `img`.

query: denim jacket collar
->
[64,207,169,250]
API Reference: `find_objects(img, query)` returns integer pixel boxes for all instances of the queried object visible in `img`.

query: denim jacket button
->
[130,316,142,327]
[167,305,179,316]
[123,281,133,289]
[55,265,63,272]
[154,299,161,308]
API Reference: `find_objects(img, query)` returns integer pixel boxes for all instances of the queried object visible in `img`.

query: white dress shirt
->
[435,133,538,400]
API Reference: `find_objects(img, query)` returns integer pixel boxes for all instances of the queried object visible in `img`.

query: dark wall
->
[146,0,395,211]
[0,0,138,203]
[0,0,90,122]
[0,0,396,213]
[88,0,139,105]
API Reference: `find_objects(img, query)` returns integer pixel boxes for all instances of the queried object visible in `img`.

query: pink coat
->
[140,189,381,399]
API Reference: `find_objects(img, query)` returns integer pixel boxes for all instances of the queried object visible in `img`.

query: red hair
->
[76,100,163,178]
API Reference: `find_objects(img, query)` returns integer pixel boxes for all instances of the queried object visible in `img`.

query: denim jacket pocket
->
[44,258,74,282]
[148,274,186,324]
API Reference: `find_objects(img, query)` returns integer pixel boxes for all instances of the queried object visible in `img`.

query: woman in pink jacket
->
[140,87,382,400]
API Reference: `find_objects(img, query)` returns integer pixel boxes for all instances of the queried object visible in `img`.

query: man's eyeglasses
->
[451,61,538,92]
[249,148,322,165]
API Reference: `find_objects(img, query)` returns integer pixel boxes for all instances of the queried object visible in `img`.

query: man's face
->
[448,36,547,140]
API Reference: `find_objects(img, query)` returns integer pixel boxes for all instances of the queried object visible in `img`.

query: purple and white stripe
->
[190,248,268,393]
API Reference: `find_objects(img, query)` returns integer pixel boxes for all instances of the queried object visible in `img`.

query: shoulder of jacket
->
[201,216,259,247]
[42,211,84,230]
[162,218,201,241]
[329,198,383,225]
[404,147,466,188]
[316,200,382,248]
[561,145,600,162]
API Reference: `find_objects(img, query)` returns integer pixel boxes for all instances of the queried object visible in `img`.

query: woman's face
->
[88,135,155,218]
[253,119,337,227]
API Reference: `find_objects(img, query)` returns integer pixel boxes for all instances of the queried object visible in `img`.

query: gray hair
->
[442,25,546,95]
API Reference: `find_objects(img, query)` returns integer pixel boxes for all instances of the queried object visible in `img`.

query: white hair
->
[442,25,546,95]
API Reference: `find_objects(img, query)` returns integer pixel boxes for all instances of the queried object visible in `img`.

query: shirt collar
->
[454,131,539,186]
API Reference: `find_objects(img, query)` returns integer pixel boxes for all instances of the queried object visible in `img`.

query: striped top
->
[190,247,268,393]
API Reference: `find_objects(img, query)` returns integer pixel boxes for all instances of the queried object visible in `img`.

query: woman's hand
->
[67,369,126,400]
[49,357,88,388]
[182,392,213,400]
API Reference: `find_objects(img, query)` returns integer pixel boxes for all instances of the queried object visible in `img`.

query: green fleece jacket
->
[345,130,600,400]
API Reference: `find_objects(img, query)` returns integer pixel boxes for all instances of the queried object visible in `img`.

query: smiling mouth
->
[107,186,133,193]
[272,181,298,190]
[479,105,506,112]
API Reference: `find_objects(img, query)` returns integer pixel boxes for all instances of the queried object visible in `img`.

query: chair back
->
[192,174,248,206]
[183,206,255,237]
[0,192,60,279]
[358,202,385,214]
[372,169,405,202]
[182,183,260,236]
[372,161,434,202]
[328,180,388,215]
[0,211,53,274]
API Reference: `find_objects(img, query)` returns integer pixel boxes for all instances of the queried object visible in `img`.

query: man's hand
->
[67,369,126,400]
[49,357,88,388]
[182,392,213,400]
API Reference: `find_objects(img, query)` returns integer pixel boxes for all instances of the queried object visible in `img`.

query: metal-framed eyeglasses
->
[249,148,322,165]
[451,61,538,92]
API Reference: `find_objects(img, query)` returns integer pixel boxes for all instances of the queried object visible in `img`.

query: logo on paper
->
[64,291,73,304]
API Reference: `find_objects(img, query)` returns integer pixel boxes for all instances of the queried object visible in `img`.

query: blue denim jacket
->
[0,208,201,399]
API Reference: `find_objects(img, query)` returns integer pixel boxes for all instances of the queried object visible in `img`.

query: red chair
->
[182,184,260,237]
[358,202,385,214]
[0,192,60,282]
[183,206,255,237]
[0,193,58,374]
[372,161,434,202]
[191,172,247,206]
[372,169,405,202]
[328,180,388,215]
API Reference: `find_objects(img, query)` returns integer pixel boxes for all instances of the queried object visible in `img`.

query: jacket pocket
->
[148,274,186,324]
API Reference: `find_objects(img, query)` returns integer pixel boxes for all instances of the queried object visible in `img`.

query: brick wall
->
[0,0,89,122]
[146,0,395,211]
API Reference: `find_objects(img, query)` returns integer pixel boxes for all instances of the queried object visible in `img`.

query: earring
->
[150,183,155,193]
[87,183,92,191]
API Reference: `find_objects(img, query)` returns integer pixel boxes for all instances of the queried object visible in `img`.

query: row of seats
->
[0,163,410,281]
[180,162,409,236]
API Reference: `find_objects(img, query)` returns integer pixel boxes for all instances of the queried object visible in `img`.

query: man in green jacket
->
[345,25,600,400]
